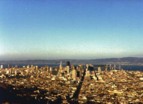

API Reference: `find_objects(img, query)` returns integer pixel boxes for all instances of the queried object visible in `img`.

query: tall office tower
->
[105,65,108,71]
[71,66,76,81]
[58,61,63,76]
[27,65,30,69]
[59,61,63,70]
[113,64,116,70]
[36,66,38,70]
[109,64,112,70]
[85,64,90,77]
[98,67,101,73]
[66,66,70,75]
[0,65,3,69]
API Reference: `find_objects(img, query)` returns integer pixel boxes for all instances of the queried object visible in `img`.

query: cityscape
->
[0,62,143,103]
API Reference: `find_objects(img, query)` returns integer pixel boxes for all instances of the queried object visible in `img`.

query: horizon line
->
[0,56,143,61]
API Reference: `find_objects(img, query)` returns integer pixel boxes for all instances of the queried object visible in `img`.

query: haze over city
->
[0,0,143,60]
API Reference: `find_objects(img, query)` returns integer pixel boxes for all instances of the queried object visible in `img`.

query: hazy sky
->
[0,0,143,60]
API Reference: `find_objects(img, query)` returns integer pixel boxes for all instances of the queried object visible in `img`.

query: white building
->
[0,65,3,69]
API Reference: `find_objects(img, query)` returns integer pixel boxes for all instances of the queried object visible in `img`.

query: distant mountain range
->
[0,57,143,65]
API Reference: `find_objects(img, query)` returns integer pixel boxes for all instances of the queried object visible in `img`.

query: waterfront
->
[1,63,143,71]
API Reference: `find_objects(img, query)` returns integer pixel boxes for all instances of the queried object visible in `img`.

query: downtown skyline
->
[0,0,143,60]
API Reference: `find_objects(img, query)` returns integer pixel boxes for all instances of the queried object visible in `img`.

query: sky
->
[0,0,143,60]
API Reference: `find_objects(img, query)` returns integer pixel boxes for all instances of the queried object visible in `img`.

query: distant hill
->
[90,57,143,65]
[0,57,143,65]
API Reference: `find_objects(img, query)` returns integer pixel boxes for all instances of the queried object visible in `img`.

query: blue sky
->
[0,0,143,60]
